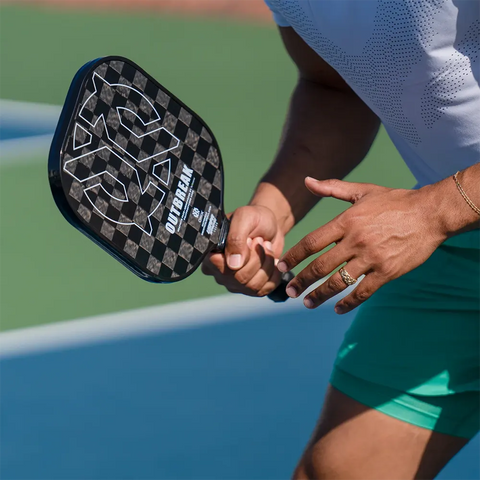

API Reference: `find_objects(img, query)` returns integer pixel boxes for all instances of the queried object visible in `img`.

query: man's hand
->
[278,177,447,313]
[202,205,285,296]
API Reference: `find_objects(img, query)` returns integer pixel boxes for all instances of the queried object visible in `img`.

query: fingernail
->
[335,305,345,314]
[256,237,264,246]
[247,238,252,248]
[277,261,288,273]
[264,241,273,253]
[304,297,314,309]
[286,286,297,298]
[228,254,242,268]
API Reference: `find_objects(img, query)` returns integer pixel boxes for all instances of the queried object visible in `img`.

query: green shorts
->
[331,237,480,439]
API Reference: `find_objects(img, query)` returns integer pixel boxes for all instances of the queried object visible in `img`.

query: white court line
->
[0,294,308,359]
[0,99,61,124]
[0,133,54,164]
[0,99,61,164]
[0,279,359,359]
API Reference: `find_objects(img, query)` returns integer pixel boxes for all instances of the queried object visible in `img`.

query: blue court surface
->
[1,295,478,480]
[0,100,478,479]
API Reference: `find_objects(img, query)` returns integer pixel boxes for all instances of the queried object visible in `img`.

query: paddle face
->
[49,57,225,283]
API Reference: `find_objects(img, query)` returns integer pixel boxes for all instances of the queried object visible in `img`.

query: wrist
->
[420,172,480,240]
[248,182,296,236]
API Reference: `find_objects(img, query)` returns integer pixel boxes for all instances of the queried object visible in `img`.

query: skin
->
[202,26,480,479]
[278,168,480,314]
[293,386,469,480]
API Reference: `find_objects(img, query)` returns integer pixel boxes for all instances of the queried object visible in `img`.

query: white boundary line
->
[0,293,311,359]
[0,99,61,124]
[0,133,53,164]
[0,278,359,359]
[0,99,61,164]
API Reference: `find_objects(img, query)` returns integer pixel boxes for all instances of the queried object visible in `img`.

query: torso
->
[266,0,480,188]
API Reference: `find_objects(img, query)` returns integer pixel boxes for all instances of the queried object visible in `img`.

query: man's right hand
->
[201,205,285,297]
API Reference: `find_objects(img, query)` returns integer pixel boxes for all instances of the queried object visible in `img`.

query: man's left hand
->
[278,177,447,313]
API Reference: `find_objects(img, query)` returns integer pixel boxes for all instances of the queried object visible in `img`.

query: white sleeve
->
[264,0,291,27]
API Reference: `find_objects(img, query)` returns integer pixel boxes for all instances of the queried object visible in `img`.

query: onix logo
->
[63,72,180,235]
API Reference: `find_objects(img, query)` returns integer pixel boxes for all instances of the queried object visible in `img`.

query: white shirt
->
[265,0,479,247]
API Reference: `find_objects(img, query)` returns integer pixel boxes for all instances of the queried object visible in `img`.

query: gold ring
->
[339,267,357,286]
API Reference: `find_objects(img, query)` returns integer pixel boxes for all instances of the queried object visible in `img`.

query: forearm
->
[249,78,380,234]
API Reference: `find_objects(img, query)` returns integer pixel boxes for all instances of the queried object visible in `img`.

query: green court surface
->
[0,5,414,331]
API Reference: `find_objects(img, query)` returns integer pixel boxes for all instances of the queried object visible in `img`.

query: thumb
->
[305,177,374,204]
[224,208,257,270]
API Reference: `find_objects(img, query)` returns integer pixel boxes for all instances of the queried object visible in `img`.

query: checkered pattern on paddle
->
[60,58,224,282]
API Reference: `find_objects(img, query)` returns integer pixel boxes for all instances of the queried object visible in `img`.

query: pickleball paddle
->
[48,56,293,302]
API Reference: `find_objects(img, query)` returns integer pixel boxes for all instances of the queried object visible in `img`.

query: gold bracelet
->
[453,171,480,216]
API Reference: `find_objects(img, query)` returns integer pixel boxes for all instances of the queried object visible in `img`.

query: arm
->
[249,27,380,235]
[270,81,480,291]
[202,28,380,296]
[277,166,479,312]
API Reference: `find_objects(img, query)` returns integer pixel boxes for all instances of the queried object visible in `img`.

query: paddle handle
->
[267,270,295,303]
[216,217,294,303]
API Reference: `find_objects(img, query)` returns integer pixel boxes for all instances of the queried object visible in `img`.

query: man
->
[202,0,480,478]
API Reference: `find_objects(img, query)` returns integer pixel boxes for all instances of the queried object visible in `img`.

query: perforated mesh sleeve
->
[264,0,291,27]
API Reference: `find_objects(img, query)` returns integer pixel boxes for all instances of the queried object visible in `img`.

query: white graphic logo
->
[64,73,180,235]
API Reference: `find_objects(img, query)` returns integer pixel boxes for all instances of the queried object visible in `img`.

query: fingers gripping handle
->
[217,217,294,303]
